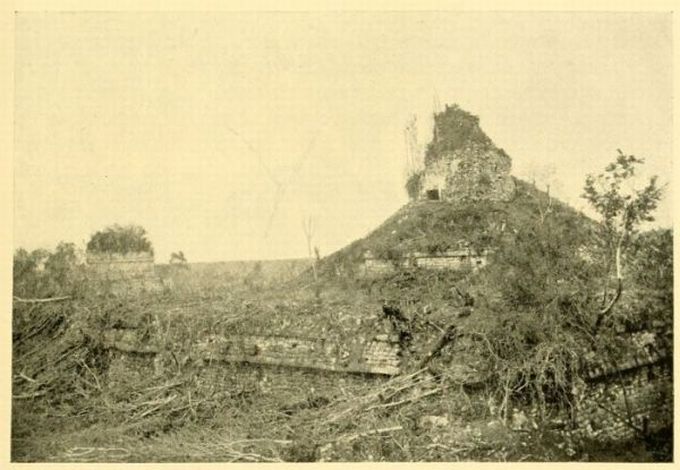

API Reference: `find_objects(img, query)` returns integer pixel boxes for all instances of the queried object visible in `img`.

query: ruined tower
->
[416,104,515,202]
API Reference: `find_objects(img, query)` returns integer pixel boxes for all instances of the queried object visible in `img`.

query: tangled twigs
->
[323,368,433,424]
[194,437,290,462]
[317,426,405,461]
[13,390,47,400]
[417,323,458,368]
[365,388,441,412]
[60,446,131,462]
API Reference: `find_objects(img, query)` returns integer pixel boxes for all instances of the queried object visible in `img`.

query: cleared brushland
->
[12,178,672,462]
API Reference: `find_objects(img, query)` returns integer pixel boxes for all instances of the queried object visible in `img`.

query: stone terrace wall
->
[102,329,402,376]
[100,324,672,444]
[196,334,401,375]
[570,343,673,442]
[363,250,489,276]
[574,360,672,442]
[102,331,393,413]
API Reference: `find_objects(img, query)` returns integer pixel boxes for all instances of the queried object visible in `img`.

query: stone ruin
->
[362,249,489,277]
[86,251,163,295]
[416,105,515,203]
[100,319,671,445]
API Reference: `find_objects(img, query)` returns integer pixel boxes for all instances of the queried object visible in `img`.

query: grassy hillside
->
[319,177,598,277]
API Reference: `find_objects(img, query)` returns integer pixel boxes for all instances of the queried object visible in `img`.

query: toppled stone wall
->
[192,362,384,406]
[512,341,673,443]
[363,250,489,276]
[87,252,163,295]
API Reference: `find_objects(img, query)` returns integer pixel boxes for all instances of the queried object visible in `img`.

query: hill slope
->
[319,177,598,277]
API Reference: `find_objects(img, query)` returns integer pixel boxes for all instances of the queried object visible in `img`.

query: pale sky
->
[14,12,672,263]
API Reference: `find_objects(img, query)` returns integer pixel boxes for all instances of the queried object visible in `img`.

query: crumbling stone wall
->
[574,361,672,442]
[514,347,673,443]
[196,334,401,375]
[103,334,391,414]
[363,250,489,276]
[102,329,401,376]
[100,323,672,446]
[191,362,386,411]
[416,104,516,203]
[420,159,448,199]
[569,345,672,443]
[420,142,515,203]
[87,252,163,295]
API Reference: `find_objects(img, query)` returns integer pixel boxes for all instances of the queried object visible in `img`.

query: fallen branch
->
[237,438,292,447]
[13,390,47,400]
[365,388,442,411]
[417,323,458,369]
[61,446,131,462]
[15,371,37,383]
[13,295,72,304]
[424,319,445,333]
[324,368,429,424]
[335,425,404,444]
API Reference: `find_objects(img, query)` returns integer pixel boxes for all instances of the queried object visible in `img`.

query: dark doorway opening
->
[426,189,440,201]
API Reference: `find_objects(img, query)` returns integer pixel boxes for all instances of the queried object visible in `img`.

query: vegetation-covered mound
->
[322,177,595,273]
[314,169,671,426]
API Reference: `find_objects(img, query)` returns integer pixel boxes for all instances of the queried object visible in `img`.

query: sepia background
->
[13,11,672,263]
[4,5,676,465]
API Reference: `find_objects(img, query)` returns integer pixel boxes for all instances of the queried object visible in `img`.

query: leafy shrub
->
[13,243,87,298]
[628,228,673,292]
[169,251,189,269]
[87,224,154,255]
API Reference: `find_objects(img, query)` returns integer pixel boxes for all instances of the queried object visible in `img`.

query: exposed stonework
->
[363,249,489,276]
[86,252,163,295]
[415,105,515,203]
[569,338,673,442]
[420,142,515,203]
[99,323,672,445]
[196,334,401,375]
[101,329,402,376]
[573,359,672,442]
[515,340,673,443]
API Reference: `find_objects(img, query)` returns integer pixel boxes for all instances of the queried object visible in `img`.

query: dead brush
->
[12,301,106,405]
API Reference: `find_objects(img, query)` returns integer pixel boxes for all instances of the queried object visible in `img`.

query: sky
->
[14,12,673,263]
